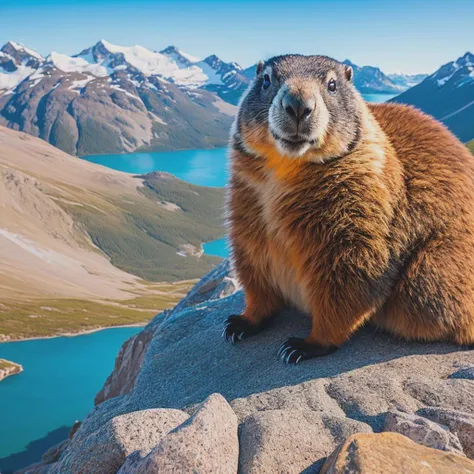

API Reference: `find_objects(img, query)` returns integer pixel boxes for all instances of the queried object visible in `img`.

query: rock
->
[69,421,81,439]
[417,407,474,459]
[46,261,474,474]
[134,393,238,474]
[117,451,146,474]
[41,439,70,464]
[95,328,154,405]
[49,408,188,474]
[211,276,239,300]
[239,410,372,473]
[384,410,464,455]
[321,432,474,474]
[449,365,474,380]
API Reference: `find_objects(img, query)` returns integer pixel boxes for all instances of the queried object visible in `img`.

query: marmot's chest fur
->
[233,132,399,313]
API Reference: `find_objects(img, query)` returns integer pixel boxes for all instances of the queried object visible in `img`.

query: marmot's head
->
[234,55,363,162]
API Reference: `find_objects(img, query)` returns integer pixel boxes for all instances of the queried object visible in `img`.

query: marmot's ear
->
[256,61,264,76]
[344,65,353,82]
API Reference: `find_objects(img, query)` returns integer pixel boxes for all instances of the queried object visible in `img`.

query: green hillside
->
[62,172,225,282]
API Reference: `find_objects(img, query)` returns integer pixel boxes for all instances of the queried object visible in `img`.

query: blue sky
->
[0,0,472,74]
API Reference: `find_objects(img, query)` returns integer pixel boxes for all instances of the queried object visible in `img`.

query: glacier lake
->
[0,327,141,473]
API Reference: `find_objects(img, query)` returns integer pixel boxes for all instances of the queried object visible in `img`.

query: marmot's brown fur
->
[223,54,474,364]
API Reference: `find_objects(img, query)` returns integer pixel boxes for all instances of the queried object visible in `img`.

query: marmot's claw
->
[279,337,338,364]
[223,314,264,343]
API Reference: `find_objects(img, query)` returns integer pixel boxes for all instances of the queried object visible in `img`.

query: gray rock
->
[41,439,70,464]
[49,408,188,474]
[134,393,238,474]
[417,407,474,459]
[239,410,372,474]
[95,327,154,405]
[51,261,474,472]
[384,410,464,455]
[117,451,146,474]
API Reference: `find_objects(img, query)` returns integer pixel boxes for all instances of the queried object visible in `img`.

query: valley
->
[0,126,224,341]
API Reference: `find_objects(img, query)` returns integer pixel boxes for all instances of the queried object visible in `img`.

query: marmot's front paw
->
[278,337,338,364]
[222,315,266,343]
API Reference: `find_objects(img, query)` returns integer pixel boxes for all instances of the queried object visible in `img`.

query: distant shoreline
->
[0,322,147,345]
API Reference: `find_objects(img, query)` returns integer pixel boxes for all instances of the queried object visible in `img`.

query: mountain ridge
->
[0,40,238,155]
[392,51,474,142]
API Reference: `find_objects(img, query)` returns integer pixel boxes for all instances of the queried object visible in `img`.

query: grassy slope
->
[61,172,225,282]
[0,281,196,340]
[0,359,17,371]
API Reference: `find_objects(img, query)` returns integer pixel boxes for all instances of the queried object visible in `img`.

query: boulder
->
[417,407,474,459]
[49,408,188,474]
[239,410,371,473]
[321,432,474,474]
[133,393,238,474]
[384,410,464,455]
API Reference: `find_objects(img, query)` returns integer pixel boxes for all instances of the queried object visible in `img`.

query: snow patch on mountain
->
[431,52,474,88]
[48,52,108,76]
[0,65,36,93]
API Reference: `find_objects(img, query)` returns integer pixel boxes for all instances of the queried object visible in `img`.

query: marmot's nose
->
[282,93,314,122]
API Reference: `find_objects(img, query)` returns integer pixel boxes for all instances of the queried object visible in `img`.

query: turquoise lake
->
[0,327,141,473]
[1,92,395,471]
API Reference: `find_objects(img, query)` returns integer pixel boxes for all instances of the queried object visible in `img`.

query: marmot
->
[223,54,474,364]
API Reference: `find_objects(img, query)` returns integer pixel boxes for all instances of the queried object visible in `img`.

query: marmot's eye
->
[262,74,271,90]
[328,79,337,93]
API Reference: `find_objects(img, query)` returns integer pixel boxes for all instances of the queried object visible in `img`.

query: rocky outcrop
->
[48,409,189,474]
[133,394,238,473]
[24,260,474,473]
[384,410,464,456]
[321,432,474,474]
[0,358,23,381]
[239,411,371,473]
[417,407,474,459]
[95,328,154,405]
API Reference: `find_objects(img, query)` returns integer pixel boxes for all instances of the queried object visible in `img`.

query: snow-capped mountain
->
[0,40,237,155]
[343,60,403,94]
[0,41,45,93]
[388,73,428,90]
[392,52,474,142]
[159,46,249,103]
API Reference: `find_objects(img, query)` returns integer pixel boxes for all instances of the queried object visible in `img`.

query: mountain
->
[158,46,250,104]
[388,73,428,89]
[343,59,403,94]
[0,40,237,156]
[392,52,474,142]
[0,125,224,340]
